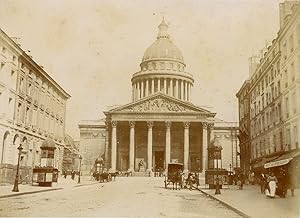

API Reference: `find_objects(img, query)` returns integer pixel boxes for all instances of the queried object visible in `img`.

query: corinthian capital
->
[208,123,214,129]
[111,121,117,128]
[183,121,190,129]
[147,121,154,129]
[129,121,135,128]
[165,121,172,129]
[202,122,208,129]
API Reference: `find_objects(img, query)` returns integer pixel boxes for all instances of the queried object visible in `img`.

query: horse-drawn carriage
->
[164,163,184,190]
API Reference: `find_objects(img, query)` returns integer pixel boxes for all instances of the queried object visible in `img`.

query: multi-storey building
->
[279,1,300,152]
[236,80,251,175]
[0,28,70,183]
[237,1,300,179]
[249,37,283,171]
[62,134,80,174]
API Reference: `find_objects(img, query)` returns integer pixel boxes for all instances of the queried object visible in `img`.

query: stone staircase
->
[132,172,147,177]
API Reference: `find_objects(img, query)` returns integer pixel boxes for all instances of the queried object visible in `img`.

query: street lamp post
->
[12,144,23,192]
[78,155,82,184]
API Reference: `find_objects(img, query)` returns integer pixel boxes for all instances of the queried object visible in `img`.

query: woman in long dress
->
[266,172,278,198]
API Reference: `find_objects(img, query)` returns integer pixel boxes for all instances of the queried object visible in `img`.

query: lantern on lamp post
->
[78,155,82,184]
[12,144,23,192]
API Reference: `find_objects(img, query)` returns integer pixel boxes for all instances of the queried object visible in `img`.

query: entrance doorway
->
[154,151,164,172]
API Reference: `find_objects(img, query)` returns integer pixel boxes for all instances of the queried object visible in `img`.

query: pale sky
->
[0,0,281,140]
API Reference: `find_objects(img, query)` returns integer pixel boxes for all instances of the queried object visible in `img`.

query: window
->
[285,97,289,118]
[1,46,6,53]
[291,62,295,82]
[280,132,283,151]
[292,92,296,114]
[286,129,291,150]
[294,126,298,148]
[289,34,294,53]
[0,63,4,70]
[273,135,277,152]
[12,55,16,62]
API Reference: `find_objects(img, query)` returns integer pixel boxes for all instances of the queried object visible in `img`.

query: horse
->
[99,172,111,183]
[186,173,199,190]
[168,170,183,190]
[109,172,119,181]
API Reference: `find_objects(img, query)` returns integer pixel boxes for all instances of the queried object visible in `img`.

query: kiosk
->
[32,139,58,186]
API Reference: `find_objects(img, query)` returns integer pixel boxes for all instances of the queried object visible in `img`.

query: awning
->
[252,156,279,169]
[264,149,300,169]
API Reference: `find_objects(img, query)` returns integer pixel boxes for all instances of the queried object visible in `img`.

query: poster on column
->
[136,158,145,172]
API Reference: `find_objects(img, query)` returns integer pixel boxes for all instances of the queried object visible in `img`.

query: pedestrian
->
[266,172,278,198]
[288,172,296,197]
[187,173,194,191]
[71,170,76,180]
[260,173,267,194]
[239,173,244,190]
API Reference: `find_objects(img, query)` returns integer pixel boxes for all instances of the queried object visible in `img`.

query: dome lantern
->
[157,17,170,39]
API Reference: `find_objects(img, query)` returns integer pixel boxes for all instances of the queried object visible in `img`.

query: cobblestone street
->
[0,177,242,217]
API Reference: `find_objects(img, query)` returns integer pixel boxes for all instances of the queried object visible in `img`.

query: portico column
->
[202,122,208,173]
[147,121,154,173]
[145,79,149,97]
[129,121,135,171]
[165,121,171,168]
[183,122,190,174]
[111,121,117,172]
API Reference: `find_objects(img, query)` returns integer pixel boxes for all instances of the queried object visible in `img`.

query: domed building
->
[79,19,218,176]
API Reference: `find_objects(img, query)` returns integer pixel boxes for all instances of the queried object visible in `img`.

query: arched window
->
[12,134,20,165]
[1,131,10,164]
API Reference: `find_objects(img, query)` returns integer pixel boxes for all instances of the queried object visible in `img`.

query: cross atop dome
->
[157,17,170,39]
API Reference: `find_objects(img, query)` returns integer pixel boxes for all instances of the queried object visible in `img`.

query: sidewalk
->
[0,176,97,199]
[200,184,300,218]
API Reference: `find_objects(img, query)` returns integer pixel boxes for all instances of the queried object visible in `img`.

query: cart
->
[164,163,184,190]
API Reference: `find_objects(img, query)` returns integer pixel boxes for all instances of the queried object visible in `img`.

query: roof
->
[0,28,71,99]
[141,19,184,64]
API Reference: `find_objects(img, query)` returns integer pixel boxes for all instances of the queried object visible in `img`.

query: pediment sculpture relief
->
[125,98,194,112]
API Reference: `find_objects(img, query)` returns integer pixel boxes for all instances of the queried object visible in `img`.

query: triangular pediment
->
[107,93,214,115]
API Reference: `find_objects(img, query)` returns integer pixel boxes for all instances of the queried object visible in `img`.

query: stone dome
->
[141,19,184,64]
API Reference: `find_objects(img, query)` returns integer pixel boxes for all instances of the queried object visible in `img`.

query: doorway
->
[154,151,164,172]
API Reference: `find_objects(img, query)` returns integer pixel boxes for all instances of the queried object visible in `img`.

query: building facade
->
[79,19,240,177]
[78,119,106,175]
[62,134,80,174]
[237,1,300,176]
[212,121,240,174]
[0,28,70,183]
[236,80,251,175]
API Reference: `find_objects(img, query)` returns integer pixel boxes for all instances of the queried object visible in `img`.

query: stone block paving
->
[0,176,97,198]
[200,184,300,218]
